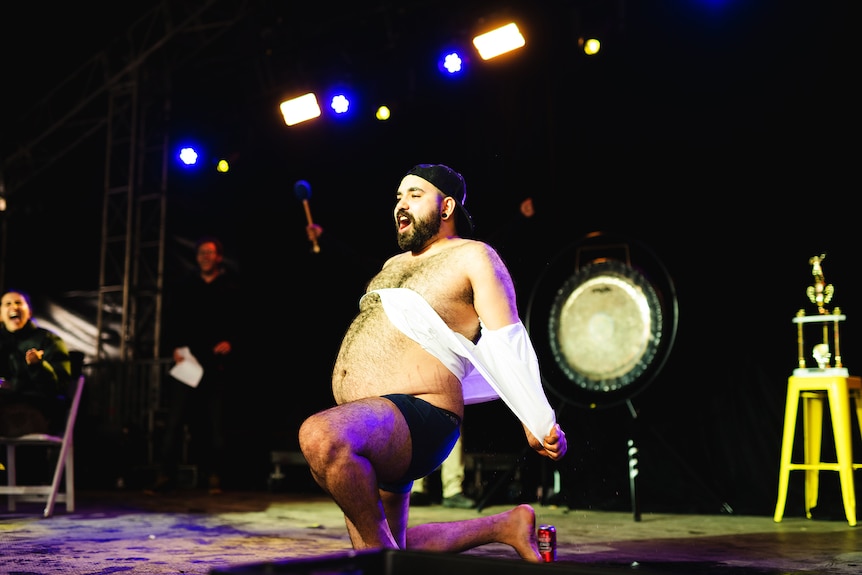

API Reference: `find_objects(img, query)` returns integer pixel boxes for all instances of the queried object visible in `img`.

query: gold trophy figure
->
[806,254,834,315]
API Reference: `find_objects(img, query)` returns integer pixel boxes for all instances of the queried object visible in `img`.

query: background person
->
[148,236,241,495]
[0,289,72,438]
[410,433,475,508]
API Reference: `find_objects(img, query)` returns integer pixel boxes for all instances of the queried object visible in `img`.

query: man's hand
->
[306,223,323,242]
[543,423,567,460]
[525,423,567,461]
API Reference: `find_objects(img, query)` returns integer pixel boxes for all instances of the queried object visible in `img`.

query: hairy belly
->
[332,308,463,411]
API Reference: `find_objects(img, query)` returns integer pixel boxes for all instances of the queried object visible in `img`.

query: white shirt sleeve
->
[460,321,556,442]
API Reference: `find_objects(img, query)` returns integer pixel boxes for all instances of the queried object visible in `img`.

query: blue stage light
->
[178,146,199,166]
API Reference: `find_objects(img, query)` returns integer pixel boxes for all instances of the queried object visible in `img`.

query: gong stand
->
[624,396,733,518]
[477,232,700,517]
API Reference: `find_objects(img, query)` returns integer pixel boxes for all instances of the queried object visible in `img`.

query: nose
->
[395,196,410,211]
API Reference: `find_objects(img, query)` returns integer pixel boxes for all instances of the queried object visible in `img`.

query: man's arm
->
[467,242,567,461]
[467,242,520,329]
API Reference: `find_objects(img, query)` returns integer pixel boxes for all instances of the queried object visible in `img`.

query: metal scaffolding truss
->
[96,0,250,363]
[2,0,249,363]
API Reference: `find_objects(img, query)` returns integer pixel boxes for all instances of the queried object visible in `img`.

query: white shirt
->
[363,287,557,441]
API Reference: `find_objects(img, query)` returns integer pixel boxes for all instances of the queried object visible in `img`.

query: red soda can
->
[537,524,557,562]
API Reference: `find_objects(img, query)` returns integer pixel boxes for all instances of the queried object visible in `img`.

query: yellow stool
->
[774,374,862,526]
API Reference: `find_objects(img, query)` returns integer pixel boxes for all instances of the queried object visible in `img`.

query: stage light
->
[472,22,525,60]
[580,37,601,56]
[326,80,357,118]
[376,106,391,121]
[330,94,350,114]
[217,159,230,173]
[438,50,467,76]
[178,147,199,166]
[327,82,361,120]
[280,93,321,126]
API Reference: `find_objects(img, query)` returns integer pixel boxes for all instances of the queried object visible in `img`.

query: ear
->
[442,197,455,220]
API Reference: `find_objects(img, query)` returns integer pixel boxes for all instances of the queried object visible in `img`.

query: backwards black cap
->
[405,163,475,236]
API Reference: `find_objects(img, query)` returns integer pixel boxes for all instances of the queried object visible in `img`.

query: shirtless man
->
[298,164,567,560]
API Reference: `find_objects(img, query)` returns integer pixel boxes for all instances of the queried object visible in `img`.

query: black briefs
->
[378,393,461,493]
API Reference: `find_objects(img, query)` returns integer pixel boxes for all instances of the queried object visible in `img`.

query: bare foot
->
[405,503,542,560]
[505,504,542,562]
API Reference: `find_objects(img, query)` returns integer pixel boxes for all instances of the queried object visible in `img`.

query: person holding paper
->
[147,236,241,495]
[298,164,566,560]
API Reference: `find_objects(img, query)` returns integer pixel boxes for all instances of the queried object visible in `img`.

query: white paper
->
[169,346,204,388]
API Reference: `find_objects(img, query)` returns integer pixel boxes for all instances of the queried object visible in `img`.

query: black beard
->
[396,211,442,252]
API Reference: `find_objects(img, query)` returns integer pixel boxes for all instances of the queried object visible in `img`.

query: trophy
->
[805,254,834,315]
[793,254,848,376]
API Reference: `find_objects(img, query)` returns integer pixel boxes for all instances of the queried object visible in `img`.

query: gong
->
[527,232,678,409]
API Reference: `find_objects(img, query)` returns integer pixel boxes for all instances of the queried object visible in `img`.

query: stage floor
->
[1,489,860,575]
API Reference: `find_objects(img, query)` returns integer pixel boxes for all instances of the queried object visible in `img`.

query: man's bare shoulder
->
[435,237,494,256]
[454,239,506,265]
[423,240,506,280]
[460,238,498,254]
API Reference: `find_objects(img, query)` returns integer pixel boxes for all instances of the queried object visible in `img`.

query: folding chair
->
[0,352,85,518]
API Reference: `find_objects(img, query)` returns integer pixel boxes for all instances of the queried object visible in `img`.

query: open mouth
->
[397,212,412,231]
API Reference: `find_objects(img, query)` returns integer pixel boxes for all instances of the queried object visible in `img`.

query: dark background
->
[1,1,859,516]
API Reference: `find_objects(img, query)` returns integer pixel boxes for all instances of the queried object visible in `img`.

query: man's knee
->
[298,414,340,468]
[298,415,320,455]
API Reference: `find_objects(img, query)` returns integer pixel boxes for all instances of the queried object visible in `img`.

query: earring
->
[442,212,450,220]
